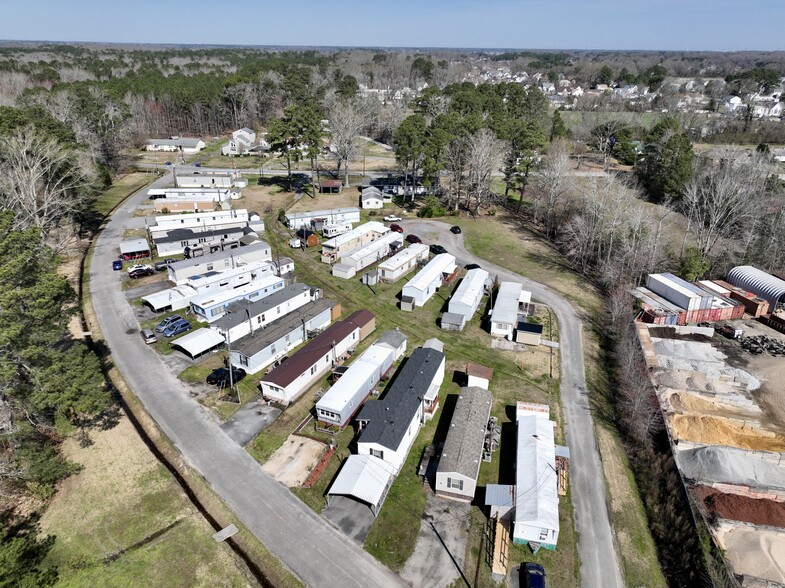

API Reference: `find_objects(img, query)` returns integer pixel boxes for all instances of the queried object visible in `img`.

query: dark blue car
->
[163,319,191,338]
[156,315,183,333]
[522,563,546,588]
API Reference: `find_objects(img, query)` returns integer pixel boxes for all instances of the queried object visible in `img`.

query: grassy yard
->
[93,172,156,218]
[39,416,252,587]
[179,354,263,421]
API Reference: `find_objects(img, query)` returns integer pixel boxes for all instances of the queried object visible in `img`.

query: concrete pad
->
[221,398,281,446]
[323,496,375,544]
[262,436,326,487]
[400,493,471,588]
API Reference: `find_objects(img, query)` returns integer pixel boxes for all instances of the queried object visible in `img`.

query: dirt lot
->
[262,435,327,487]
[714,521,785,583]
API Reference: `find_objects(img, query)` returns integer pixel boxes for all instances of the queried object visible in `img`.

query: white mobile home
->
[148,209,249,236]
[147,188,239,202]
[490,282,531,338]
[142,262,272,312]
[322,222,353,238]
[316,330,408,428]
[175,173,247,189]
[284,207,361,230]
[153,226,254,257]
[190,275,284,323]
[401,254,457,309]
[145,137,205,153]
[378,244,429,283]
[448,268,489,323]
[435,387,493,502]
[166,242,272,285]
[321,221,389,263]
[210,283,320,342]
[260,310,375,405]
[336,232,403,275]
[513,402,559,552]
[229,299,336,374]
[356,344,445,473]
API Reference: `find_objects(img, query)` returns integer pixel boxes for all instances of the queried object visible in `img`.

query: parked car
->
[384,214,402,222]
[450,225,462,234]
[140,328,158,344]
[127,263,153,274]
[465,263,482,271]
[112,260,123,271]
[430,244,448,255]
[154,258,179,271]
[522,563,546,588]
[128,267,156,279]
[206,366,246,386]
[164,161,171,166]
[163,319,191,338]
[156,314,183,333]
[389,223,404,233]
[405,234,422,244]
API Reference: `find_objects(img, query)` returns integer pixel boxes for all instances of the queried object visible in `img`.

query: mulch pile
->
[694,485,785,528]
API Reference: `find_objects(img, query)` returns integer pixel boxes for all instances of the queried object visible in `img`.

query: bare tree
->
[531,140,573,238]
[466,128,505,215]
[682,150,770,260]
[326,96,372,186]
[443,136,468,211]
[0,128,94,249]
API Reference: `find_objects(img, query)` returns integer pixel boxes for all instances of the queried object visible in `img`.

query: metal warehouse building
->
[728,265,785,311]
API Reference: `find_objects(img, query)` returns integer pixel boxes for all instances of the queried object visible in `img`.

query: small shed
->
[466,363,493,389]
[400,295,416,312]
[295,229,319,248]
[440,312,466,332]
[119,238,151,260]
[319,179,343,194]
[332,263,357,279]
[516,322,543,346]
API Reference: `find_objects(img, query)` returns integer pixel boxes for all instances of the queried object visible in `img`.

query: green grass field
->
[92,172,156,218]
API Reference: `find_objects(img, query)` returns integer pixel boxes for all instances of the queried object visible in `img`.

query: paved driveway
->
[402,219,623,588]
[89,177,404,588]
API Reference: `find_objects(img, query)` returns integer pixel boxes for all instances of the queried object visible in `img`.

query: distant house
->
[222,128,257,156]
[260,310,375,405]
[435,387,493,502]
[356,344,445,473]
[540,82,556,94]
[361,187,384,209]
[723,95,744,113]
[145,137,205,154]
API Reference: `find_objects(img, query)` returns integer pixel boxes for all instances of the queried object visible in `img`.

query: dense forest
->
[0,43,784,586]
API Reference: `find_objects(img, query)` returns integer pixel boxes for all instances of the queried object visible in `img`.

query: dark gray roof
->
[376,329,407,351]
[357,347,444,451]
[518,322,544,334]
[168,241,270,271]
[232,299,335,357]
[212,283,316,331]
[436,387,492,480]
[441,312,465,326]
[154,226,248,245]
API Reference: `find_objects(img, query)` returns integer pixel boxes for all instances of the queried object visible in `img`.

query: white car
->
[127,264,153,274]
[384,215,402,222]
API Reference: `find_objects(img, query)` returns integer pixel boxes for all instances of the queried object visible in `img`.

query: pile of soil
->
[695,486,785,528]
[669,413,785,451]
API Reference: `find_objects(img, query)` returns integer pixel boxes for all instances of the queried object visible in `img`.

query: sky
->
[0,0,783,52]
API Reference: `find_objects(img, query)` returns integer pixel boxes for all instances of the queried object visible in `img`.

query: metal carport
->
[327,454,396,516]
[170,328,225,360]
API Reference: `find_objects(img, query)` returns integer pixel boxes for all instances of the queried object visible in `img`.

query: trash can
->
[112,260,123,271]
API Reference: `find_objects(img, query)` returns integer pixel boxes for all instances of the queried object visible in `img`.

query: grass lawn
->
[179,354,262,421]
[93,172,156,218]
[39,417,251,587]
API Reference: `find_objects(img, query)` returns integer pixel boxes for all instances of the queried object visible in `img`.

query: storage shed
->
[440,312,466,332]
[401,254,457,309]
[315,330,408,428]
[435,387,493,502]
[448,268,489,323]
[727,265,785,312]
[295,229,319,248]
[516,322,544,345]
[378,244,429,283]
[466,363,493,390]
[119,238,151,260]
[260,311,374,405]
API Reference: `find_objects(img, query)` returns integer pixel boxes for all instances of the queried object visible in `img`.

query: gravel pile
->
[675,445,785,490]
[740,334,785,356]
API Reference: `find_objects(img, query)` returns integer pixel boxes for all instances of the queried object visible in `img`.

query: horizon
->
[2,0,783,52]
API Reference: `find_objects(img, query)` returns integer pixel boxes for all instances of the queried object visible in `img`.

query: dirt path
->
[262,436,327,487]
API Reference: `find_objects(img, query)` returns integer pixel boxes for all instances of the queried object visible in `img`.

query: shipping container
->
[647,274,704,311]
[726,288,770,317]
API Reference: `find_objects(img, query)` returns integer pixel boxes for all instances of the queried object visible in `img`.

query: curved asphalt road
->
[403,219,623,588]
[89,178,404,587]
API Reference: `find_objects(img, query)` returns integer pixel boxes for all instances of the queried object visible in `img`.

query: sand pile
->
[714,522,785,583]
[666,391,762,418]
[675,445,785,490]
[669,413,785,451]
[694,486,785,528]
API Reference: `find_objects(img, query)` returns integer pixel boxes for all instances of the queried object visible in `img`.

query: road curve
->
[403,219,623,588]
[89,178,404,587]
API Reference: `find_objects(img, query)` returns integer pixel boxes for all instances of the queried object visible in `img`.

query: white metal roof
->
[285,207,360,222]
[515,405,559,538]
[491,281,523,326]
[322,221,388,249]
[404,253,456,292]
[340,232,402,266]
[327,454,396,507]
[378,244,428,272]
[170,328,225,358]
[142,285,197,311]
[119,239,149,254]
[647,273,702,302]
[316,344,394,415]
[698,280,731,296]
[187,262,268,288]
[191,275,283,309]
[167,242,271,272]
[449,268,489,310]
[361,190,383,201]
